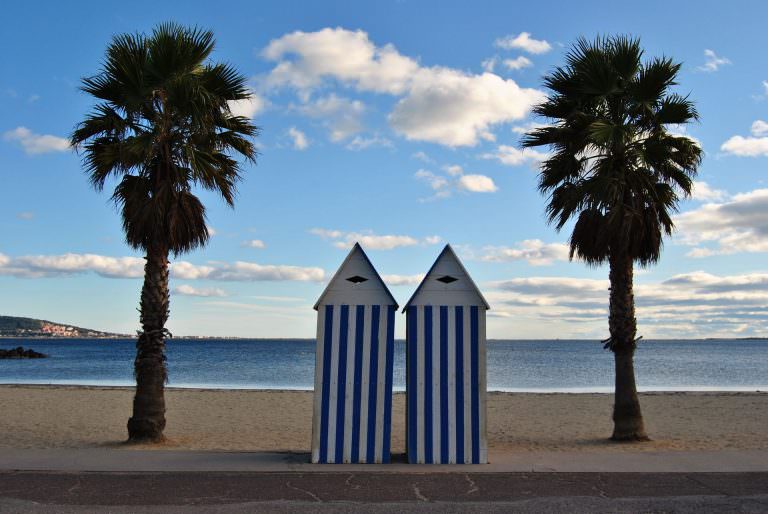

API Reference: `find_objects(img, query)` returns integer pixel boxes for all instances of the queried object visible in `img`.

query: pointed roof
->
[314,243,398,310]
[403,244,490,312]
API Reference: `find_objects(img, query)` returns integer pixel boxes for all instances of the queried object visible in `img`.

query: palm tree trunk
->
[127,244,169,442]
[608,251,648,441]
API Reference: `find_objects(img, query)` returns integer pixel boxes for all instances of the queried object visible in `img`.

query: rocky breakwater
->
[0,346,48,359]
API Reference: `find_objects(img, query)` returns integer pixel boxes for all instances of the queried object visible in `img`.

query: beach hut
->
[404,244,490,464]
[311,243,398,464]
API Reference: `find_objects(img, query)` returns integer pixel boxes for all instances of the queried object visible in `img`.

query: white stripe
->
[374,305,388,462]
[447,306,457,464]
[343,305,357,463]
[311,305,326,463]
[478,310,488,464]
[358,305,372,462]
[463,306,472,463]
[416,305,425,464]
[432,305,441,462]
[326,304,341,463]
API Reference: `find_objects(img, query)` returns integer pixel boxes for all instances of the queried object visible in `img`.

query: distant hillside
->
[0,316,128,338]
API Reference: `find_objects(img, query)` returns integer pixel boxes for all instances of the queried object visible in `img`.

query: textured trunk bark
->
[127,244,169,442]
[608,251,648,441]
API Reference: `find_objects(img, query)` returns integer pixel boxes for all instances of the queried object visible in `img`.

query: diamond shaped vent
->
[346,275,368,283]
[436,275,458,284]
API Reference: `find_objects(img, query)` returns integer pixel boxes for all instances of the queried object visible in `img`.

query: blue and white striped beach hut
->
[404,244,490,464]
[311,243,398,464]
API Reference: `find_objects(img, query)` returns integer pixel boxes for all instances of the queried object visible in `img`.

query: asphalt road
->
[1,471,768,513]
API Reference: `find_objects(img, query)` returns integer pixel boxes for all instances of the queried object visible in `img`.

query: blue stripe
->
[406,306,418,463]
[382,305,396,463]
[423,305,433,464]
[351,305,365,463]
[335,305,349,463]
[319,305,334,463]
[470,306,480,464]
[366,305,380,463]
[455,306,464,464]
[439,306,449,464]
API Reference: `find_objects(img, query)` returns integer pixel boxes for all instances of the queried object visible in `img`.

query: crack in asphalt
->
[412,485,428,502]
[285,480,322,503]
[464,474,479,495]
[344,473,359,490]
[64,476,82,497]
[685,474,733,497]
[590,474,609,499]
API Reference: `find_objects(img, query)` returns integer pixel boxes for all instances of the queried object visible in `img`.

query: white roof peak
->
[314,243,398,310]
[403,244,489,311]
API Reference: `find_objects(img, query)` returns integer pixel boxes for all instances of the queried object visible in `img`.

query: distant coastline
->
[3,335,768,343]
[0,315,128,339]
[2,316,767,342]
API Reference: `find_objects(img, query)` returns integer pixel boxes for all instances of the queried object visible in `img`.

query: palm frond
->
[74,23,258,254]
[524,34,702,265]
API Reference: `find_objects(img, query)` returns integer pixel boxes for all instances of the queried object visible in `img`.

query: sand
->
[1,386,766,453]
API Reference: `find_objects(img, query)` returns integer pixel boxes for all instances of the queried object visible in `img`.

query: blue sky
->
[1,0,767,338]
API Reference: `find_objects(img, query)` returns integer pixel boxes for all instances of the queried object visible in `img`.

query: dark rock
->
[0,346,48,359]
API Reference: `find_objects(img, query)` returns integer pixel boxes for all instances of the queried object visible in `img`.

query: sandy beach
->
[1,385,766,453]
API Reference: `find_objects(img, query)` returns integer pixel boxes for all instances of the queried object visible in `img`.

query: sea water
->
[1,338,766,392]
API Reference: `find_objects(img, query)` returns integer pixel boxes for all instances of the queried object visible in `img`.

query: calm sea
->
[1,338,766,392]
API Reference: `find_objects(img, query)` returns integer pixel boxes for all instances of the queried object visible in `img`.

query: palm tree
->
[523,36,702,441]
[71,23,258,442]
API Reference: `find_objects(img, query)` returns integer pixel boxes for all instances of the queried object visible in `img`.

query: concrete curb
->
[2,448,767,473]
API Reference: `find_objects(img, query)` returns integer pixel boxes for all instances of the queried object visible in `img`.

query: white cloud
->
[692,181,727,202]
[3,126,70,155]
[263,27,418,94]
[382,273,425,286]
[720,120,768,157]
[388,69,544,146]
[480,144,548,166]
[173,285,227,297]
[0,253,145,278]
[310,228,441,250]
[457,174,498,193]
[345,135,393,151]
[698,49,731,72]
[171,260,324,282]
[412,151,434,163]
[287,127,309,150]
[487,270,768,338]
[481,56,498,73]
[415,169,449,191]
[296,94,365,142]
[721,136,768,157]
[443,164,464,176]
[503,56,533,71]
[415,165,498,200]
[16,212,34,220]
[494,32,551,54]
[242,239,266,249]
[751,120,768,137]
[675,188,768,256]
[481,240,570,266]
[228,91,266,119]
[510,121,550,135]
[666,124,702,147]
[0,251,324,282]
[263,27,544,147]
[494,276,608,297]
